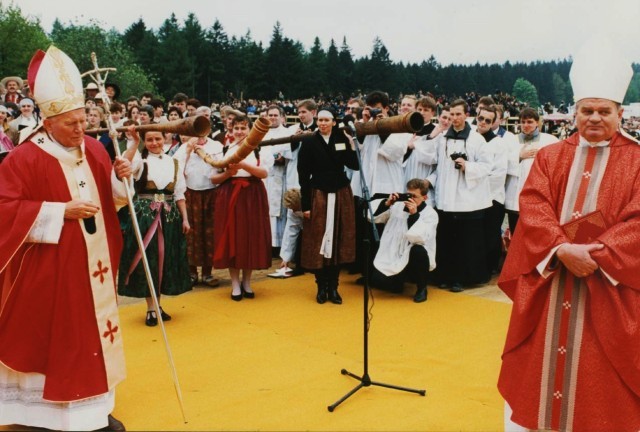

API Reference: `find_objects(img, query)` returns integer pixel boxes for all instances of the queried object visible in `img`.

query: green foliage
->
[551,73,570,105]
[0,3,50,78]
[5,5,639,106]
[512,78,540,108]
[49,20,157,101]
[624,71,640,105]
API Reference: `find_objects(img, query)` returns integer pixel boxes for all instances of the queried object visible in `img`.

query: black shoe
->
[316,288,327,304]
[437,283,450,289]
[328,290,342,305]
[288,268,305,277]
[449,283,464,293]
[189,274,199,287]
[159,307,171,321]
[97,414,126,431]
[145,311,157,327]
[413,287,427,303]
[355,276,366,285]
[231,291,243,301]
[242,286,255,299]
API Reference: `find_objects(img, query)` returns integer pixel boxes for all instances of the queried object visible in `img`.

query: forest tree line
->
[2,3,640,107]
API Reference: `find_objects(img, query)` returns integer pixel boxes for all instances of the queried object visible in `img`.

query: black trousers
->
[483,200,505,274]
[372,245,430,291]
[432,208,489,286]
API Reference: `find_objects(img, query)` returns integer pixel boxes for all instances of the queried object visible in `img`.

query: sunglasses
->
[477,116,493,124]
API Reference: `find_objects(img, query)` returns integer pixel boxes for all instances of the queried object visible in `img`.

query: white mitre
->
[27,45,85,119]
[569,36,633,104]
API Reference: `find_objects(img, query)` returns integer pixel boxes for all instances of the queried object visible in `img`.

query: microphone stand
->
[327,122,425,412]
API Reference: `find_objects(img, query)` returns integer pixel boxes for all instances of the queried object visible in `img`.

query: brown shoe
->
[98,414,125,431]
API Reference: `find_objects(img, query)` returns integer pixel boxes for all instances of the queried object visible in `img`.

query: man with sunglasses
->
[476,105,508,278]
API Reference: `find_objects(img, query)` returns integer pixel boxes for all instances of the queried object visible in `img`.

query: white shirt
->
[350,133,406,197]
[505,131,557,211]
[183,138,217,190]
[372,201,439,276]
[417,127,493,212]
[132,152,186,200]
[264,125,294,217]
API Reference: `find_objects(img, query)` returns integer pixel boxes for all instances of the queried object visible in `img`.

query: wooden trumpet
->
[86,115,212,137]
[258,112,425,147]
[194,117,271,168]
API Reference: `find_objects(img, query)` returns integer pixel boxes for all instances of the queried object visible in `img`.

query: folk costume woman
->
[297,108,359,304]
[183,136,219,287]
[211,114,272,301]
[118,128,192,326]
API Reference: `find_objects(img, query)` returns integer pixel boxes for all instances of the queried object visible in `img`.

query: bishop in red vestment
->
[498,37,640,432]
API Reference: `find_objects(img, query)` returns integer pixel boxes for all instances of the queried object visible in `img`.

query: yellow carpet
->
[2,272,511,431]
[112,272,510,431]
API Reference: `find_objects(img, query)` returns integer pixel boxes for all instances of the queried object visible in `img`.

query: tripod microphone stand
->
[327,120,425,412]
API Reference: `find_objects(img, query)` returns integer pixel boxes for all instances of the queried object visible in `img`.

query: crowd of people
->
[1,36,639,431]
[0,68,566,309]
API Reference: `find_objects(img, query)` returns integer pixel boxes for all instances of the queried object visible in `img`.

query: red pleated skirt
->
[213,177,272,269]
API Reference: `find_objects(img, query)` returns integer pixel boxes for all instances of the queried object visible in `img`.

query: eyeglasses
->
[477,116,493,124]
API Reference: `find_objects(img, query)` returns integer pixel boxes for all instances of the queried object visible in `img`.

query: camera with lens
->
[396,192,413,202]
[367,108,382,119]
[450,151,468,169]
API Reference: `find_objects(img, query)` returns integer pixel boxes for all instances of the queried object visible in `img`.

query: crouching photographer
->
[369,178,438,303]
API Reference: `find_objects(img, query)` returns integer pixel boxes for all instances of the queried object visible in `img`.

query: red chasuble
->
[498,132,640,431]
[0,136,124,402]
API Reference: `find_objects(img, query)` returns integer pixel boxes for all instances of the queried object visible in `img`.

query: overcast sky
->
[13,0,640,65]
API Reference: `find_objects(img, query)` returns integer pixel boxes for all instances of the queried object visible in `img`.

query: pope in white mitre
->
[0,46,131,431]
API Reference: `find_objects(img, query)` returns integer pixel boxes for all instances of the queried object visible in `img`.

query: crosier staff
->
[82,53,188,424]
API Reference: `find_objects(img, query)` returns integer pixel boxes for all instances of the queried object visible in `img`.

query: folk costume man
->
[499,37,640,431]
[0,76,24,105]
[0,46,130,431]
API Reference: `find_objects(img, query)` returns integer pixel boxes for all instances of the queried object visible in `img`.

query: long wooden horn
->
[354,111,424,135]
[257,112,425,147]
[194,117,271,168]
[87,116,212,137]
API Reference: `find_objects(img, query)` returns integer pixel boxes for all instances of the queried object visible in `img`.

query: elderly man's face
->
[575,98,622,143]
[44,108,87,148]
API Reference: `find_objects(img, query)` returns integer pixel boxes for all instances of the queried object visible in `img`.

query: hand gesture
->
[113,157,132,180]
[557,243,604,277]
[65,200,100,220]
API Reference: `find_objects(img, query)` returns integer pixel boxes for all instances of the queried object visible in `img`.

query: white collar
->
[578,136,610,148]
